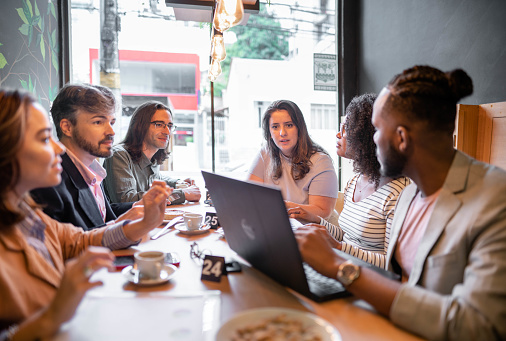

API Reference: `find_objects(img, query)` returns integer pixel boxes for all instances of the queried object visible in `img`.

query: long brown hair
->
[262,100,328,181]
[0,89,37,226]
[122,101,172,165]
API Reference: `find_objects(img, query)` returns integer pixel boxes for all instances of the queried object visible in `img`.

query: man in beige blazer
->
[295,65,506,341]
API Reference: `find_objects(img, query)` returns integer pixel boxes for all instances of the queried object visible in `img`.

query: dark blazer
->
[31,153,133,231]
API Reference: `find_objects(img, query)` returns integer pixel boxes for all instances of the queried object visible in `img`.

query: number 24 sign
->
[201,255,225,282]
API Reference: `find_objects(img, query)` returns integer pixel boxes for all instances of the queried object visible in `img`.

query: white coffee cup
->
[183,212,204,231]
[134,251,164,279]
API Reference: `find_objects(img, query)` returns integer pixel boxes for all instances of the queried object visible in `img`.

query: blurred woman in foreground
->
[0,89,170,340]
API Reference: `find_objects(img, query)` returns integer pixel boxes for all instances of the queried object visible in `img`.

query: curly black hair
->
[344,93,380,188]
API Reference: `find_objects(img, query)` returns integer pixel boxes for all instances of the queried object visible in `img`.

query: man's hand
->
[141,181,172,227]
[115,205,144,222]
[182,185,201,202]
[295,225,342,278]
[182,178,195,186]
[302,223,341,249]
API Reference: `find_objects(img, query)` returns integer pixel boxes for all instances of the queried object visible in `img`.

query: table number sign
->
[205,212,220,229]
[201,255,225,282]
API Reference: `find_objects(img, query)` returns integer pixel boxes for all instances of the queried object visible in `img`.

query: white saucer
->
[122,265,177,286]
[174,222,211,235]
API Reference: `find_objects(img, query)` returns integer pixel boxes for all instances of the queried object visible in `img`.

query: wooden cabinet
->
[455,101,506,171]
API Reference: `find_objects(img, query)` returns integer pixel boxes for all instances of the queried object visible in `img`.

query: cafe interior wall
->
[356,0,506,105]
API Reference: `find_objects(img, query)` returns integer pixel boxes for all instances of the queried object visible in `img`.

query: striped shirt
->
[320,174,410,268]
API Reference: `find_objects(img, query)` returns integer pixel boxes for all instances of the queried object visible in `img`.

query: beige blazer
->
[386,151,506,341]
[0,210,105,325]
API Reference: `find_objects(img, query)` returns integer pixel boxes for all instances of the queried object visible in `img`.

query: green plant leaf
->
[0,53,7,69]
[17,8,29,24]
[32,15,40,26]
[50,2,56,19]
[20,79,28,90]
[34,0,40,16]
[0,42,2,46]
[39,33,45,61]
[19,24,29,36]
[51,30,56,49]
[22,1,32,24]
[26,0,33,17]
[52,86,58,102]
[28,74,33,92]
[28,25,33,45]
[51,50,58,73]
[40,15,44,31]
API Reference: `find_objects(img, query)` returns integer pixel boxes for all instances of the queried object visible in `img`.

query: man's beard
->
[72,127,114,158]
[379,142,407,178]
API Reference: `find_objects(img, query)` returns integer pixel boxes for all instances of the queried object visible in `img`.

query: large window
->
[70,0,337,179]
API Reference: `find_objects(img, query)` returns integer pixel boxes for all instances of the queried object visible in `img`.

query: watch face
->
[338,261,360,286]
[342,264,357,276]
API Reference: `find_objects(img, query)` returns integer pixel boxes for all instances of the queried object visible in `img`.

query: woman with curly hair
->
[289,93,409,268]
[248,100,338,221]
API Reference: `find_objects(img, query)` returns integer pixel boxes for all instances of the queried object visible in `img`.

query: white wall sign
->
[314,53,337,91]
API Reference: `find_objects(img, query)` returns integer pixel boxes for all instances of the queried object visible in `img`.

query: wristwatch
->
[336,260,360,286]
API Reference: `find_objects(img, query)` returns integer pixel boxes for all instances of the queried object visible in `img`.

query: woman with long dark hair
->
[248,100,338,221]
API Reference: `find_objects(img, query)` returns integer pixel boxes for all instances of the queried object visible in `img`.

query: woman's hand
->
[287,205,320,223]
[13,247,115,340]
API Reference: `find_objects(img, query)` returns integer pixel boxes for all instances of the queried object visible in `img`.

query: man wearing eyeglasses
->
[103,101,201,205]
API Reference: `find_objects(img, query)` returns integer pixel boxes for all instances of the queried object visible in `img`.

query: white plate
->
[121,265,177,286]
[216,307,342,341]
[174,222,211,235]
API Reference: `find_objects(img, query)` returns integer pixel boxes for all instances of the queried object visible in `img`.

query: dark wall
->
[358,0,506,105]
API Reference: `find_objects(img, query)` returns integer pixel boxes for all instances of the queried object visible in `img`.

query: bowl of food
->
[216,307,341,341]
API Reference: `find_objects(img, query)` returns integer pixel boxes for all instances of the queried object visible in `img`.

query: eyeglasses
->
[150,121,176,132]
[190,242,211,265]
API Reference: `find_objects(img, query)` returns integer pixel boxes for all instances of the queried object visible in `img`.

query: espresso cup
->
[183,212,204,231]
[134,251,164,279]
